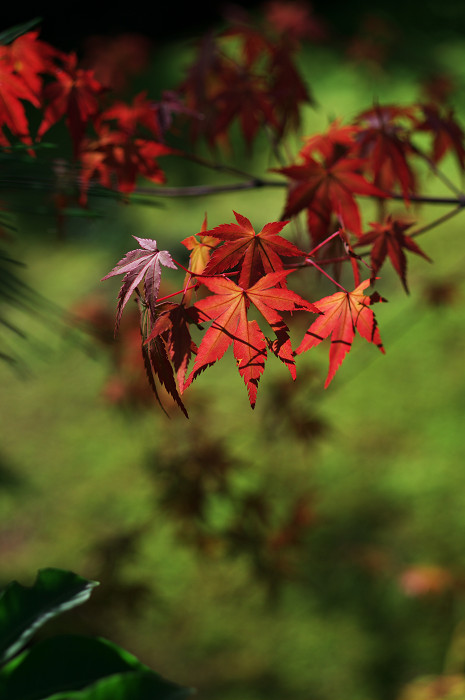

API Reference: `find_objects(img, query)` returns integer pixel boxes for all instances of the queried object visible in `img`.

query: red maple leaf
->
[275,152,387,238]
[37,52,105,156]
[211,64,279,148]
[264,41,313,137]
[102,236,177,331]
[415,103,465,170]
[299,119,360,160]
[203,211,306,288]
[8,30,58,99]
[0,43,41,143]
[98,90,162,139]
[296,279,385,387]
[356,215,432,292]
[78,127,171,202]
[139,303,188,418]
[354,104,418,202]
[185,270,318,407]
[146,301,202,395]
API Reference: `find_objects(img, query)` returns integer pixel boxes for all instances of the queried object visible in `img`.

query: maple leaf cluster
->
[2,7,465,416]
[102,213,387,414]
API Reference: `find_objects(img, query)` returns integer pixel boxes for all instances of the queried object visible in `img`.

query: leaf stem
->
[306,258,348,292]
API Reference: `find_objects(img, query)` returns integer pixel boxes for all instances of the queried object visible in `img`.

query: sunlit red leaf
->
[203,211,306,288]
[185,270,317,406]
[296,278,385,387]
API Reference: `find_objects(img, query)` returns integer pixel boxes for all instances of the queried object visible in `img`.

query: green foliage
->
[0,569,192,700]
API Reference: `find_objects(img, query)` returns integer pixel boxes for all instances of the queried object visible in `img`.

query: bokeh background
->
[2,3,465,700]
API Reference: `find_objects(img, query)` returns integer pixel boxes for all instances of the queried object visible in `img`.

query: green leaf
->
[0,569,99,665]
[0,635,192,700]
[0,18,43,45]
[46,670,193,700]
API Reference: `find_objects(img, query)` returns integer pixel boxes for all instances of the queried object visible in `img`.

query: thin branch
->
[409,204,465,239]
[133,178,285,198]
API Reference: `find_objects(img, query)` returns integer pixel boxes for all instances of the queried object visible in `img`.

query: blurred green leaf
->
[0,569,98,665]
[46,670,192,700]
[0,18,43,45]
[0,635,192,700]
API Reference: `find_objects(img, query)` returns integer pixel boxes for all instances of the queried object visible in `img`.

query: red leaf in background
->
[8,30,58,99]
[81,33,151,93]
[102,236,177,331]
[399,565,454,596]
[98,91,162,139]
[356,215,432,292]
[296,279,385,387]
[0,42,41,143]
[264,0,328,42]
[354,104,418,202]
[210,64,279,148]
[37,52,104,156]
[275,153,387,237]
[79,127,171,202]
[299,119,360,160]
[416,103,465,170]
[268,42,314,136]
[203,211,306,288]
[221,20,272,68]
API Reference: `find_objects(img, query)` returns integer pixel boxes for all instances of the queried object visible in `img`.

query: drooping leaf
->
[0,568,98,666]
[102,236,177,332]
[146,302,202,395]
[140,303,189,418]
[296,278,385,387]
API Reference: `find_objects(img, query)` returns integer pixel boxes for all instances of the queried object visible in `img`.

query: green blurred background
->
[2,4,465,700]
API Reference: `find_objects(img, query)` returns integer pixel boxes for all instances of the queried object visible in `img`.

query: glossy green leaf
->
[47,670,193,700]
[0,634,191,700]
[0,568,98,665]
